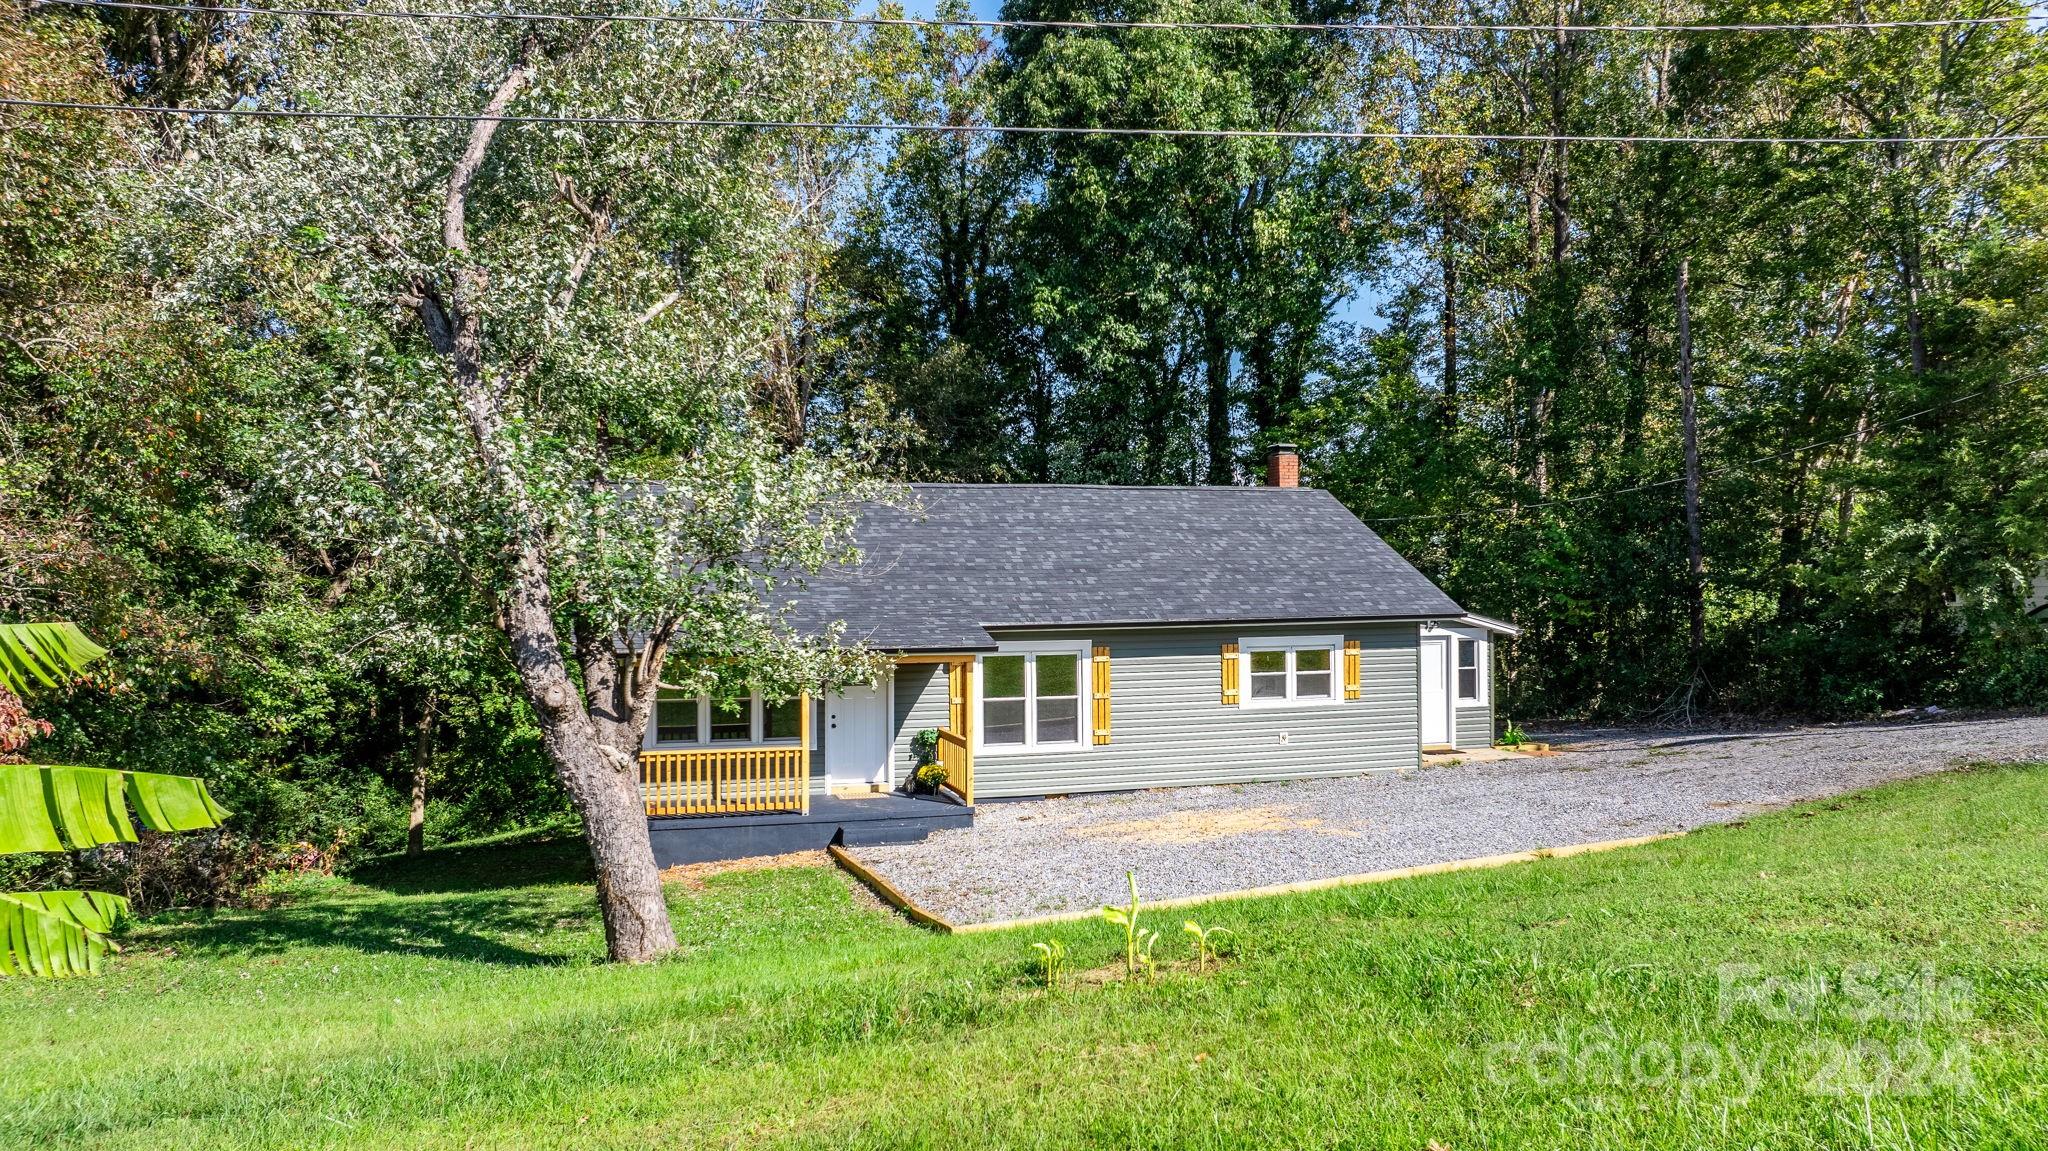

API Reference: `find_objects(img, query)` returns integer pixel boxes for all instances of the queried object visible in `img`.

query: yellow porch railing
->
[940,655,974,805]
[934,727,972,806]
[640,747,809,816]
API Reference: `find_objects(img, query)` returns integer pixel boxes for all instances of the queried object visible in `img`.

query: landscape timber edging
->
[826,842,957,932]
[832,831,1685,936]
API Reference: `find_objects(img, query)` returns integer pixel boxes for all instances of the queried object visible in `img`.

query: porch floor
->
[647,792,972,866]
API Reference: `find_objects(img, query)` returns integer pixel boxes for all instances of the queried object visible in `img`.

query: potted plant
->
[908,729,945,794]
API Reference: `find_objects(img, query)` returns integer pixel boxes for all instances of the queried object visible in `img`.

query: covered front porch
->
[637,656,980,862]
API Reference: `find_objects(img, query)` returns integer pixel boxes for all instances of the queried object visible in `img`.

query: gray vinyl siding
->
[889,623,1420,799]
[1451,641,1497,749]
[1454,702,1493,749]
[891,663,950,781]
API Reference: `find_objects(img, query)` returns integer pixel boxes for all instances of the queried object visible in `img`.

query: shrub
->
[16,830,341,915]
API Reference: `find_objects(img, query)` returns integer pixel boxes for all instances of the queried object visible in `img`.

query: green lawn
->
[5,765,2046,1150]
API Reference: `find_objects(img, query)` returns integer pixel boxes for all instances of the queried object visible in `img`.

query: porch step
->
[648,794,972,866]
[836,818,952,848]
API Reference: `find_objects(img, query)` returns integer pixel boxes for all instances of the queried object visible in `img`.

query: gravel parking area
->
[850,713,2048,925]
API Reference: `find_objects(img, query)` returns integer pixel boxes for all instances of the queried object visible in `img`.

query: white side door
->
[1419,636,1451,747]
[823,685,888,787]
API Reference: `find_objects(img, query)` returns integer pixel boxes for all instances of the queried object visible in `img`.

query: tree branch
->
[445,42,538,261]
[548,172,613,330]
[635,289,684,329]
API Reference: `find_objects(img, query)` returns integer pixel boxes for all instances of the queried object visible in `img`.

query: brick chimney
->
[1264,443,1301,488]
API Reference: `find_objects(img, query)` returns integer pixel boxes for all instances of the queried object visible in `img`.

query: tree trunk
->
[1439,235,1459,427]
[1548,6,1571,269]
[407,696,434,856]
[1887,143,1929,378]
[1676,258,1706,663]
[502,547,677,962]
[1836,405,1874,535]
[408,49,677,962]
[1201,305,1233,485]
[1901,230,1928,378]
[1532,4,1570,499]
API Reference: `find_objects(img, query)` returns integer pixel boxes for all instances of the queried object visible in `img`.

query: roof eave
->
[1449,611,1523,637]
[984,612,1467,634]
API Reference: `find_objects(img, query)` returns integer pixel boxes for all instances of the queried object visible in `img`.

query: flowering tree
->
[162,7,885,960]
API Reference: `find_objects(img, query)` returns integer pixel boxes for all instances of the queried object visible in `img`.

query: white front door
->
[1419,637,1451,747]
[824,685,888,787]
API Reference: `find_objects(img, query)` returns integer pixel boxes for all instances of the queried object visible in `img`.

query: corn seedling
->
[1183,920,1233,971]
[1099,870,1146,978]
[1031,938,1068,991]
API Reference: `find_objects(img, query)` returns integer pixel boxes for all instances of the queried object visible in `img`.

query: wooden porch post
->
[958,656,974,805]
[798,688,811,815]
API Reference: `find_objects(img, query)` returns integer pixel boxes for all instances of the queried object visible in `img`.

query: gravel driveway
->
[849,713,2048,925]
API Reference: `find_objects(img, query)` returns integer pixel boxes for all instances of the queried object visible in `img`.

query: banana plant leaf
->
[126,770,232,832]
[46,766,137,846]
[10,889,129,933]
[1,764,226,854]
[0,622,108,694]
[0,765,63,854]
[0,891,127,978]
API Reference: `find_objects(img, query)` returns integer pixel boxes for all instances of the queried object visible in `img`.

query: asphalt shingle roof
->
[784,484,1466,651]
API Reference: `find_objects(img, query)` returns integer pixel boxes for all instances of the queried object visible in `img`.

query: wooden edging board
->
[831,831,1684,936]
[826,842,958,932]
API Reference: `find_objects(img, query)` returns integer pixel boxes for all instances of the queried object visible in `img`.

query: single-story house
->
[641,446,1518,863]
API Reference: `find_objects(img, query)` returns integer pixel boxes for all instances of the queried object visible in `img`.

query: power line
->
[1364,387,1992,524]
[7,97,2046,145]
[28,0,2048,35]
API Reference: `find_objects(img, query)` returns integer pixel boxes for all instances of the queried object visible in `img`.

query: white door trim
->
[1419,635,1452,748]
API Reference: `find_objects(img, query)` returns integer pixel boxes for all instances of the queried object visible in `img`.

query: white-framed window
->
[1456,637,1486,703]
[1238,635,1343,707]
[976,642,1090,752]
[647,691,808,748]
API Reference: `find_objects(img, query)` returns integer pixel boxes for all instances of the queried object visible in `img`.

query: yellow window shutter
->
[1220,642,1240,705]
[1344,639,1362,700]
[1091,645,1112,744]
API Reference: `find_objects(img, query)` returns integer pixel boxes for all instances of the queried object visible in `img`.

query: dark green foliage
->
[910,727,940,767]
[832,0,2048,720]
[1,9,568,864]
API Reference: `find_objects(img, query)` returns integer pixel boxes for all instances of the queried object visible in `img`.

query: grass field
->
[5,763,2046,1150]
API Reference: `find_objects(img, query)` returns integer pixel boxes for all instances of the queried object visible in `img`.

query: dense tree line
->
[2,0,2044,874]
[822,0,2048,719]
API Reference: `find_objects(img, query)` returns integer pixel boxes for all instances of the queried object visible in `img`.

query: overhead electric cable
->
[1363,388,1993,524]
[26,0,2048,35]
[5,97,2045,146]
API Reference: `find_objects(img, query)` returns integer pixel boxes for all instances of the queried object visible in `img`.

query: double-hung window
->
[1456,638,1484,702]
[1240,636,1341,706]
[654,697,699,744]
[979,644,1087,750]
[648,691,808,747]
